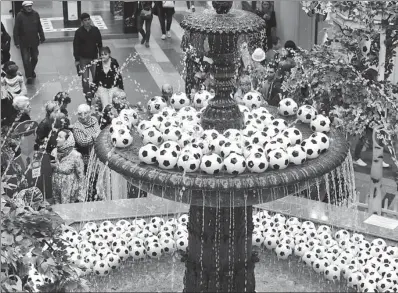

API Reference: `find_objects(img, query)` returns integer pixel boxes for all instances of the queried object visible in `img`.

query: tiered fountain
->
[96,2,350,292]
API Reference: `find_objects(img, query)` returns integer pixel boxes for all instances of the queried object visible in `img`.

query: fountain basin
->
[95,108,350,208]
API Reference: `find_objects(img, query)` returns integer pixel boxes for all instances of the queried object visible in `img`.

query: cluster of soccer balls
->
[252,210,398,292]
[108,108,140,148]
[29,215,190,280]
[138,96,331,174]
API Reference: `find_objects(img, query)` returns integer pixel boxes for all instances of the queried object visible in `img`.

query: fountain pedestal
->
[184,205,255,292]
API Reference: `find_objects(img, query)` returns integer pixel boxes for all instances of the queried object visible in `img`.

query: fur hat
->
[251,48,266,62]
[22,1,33,6]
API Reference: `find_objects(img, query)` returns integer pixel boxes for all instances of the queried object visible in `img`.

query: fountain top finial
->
[212,1,233,14]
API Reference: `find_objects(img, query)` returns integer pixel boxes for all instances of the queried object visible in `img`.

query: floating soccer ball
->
[251,131,271,147]
[272,119,288,131]
[286,145,307,165]
[159,118,180,133]
[105,253,121,270]
[301,138,321,160]
[223,128,242,143]
[200,154,224,175]
[160,106,176,118]
[137,120,155,135]
[178,132,193,148]
[150,114,165,129]
[283,128,302,146]
[310,132,330,153]
[252,231,265,247]
[142,127,163,146]
[238,104,250,113]
[201,129,219,141]
[147,96,167,114]
[267,149,289,170]
[271,134,291,149]
[220,141,243,158]
[246,152,268,173]
[176,236,188,252]
[146,242,163,259]
[177,153,200,173]
[278,98,298,116]
[295,243,310,257]
[310,114,331,133]
[139,144,158,165]
[193,90,211,108]
[371,238,387,249]
[163,127,182,142]
[93,260,110,276]
[224,153,246,175]
[157,149,179,170]
[111,126,133,148]
[252,106,269,119]
[264,140,285,155]
[242,91,263,109]
[119,108,139,127]
[275,244,293,260]
[335,229,350,242]
[297,105,317,123]
[130,244,147,260]
[242,124,258,137]
[264,234,280,250]
[264,125,280,138]
[110,117,129,134]
[170,92,190,110]
[243,144,265,159]
[325,265,341,281]
[160,237,176,254]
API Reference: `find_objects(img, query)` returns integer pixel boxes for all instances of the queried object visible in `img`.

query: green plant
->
[1,193,90,292]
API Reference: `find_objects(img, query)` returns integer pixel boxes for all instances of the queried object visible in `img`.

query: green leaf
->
[1,232,14,246]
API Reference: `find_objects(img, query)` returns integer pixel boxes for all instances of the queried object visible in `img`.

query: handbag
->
[162,1,175,8]
[140,8,152,19]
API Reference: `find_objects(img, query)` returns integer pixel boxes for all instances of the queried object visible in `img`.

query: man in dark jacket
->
[13,1,45,84]
[1,22,11,65]
[73,12,103,100]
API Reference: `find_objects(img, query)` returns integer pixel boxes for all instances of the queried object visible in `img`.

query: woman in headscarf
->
[51,129,85,204]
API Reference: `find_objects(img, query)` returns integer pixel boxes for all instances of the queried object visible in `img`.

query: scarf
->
[56,131,76,161]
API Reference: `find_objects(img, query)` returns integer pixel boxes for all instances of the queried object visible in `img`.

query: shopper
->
[1,61,27,98]
[137,1,154,48]
[51,129,85,204]
[73,12,103,101]
[186,1,195,12]
[154,1,175,40]
[13,1,45,84]
[1,22,11,65]
[93,46,124,108]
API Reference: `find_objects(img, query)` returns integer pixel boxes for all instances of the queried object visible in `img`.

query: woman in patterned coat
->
[51,129,85,204]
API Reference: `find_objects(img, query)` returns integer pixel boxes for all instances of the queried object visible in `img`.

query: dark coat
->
[73,26,103,61]
[13,9,45,47]
[1,22,11,64]
[93,57,124,90]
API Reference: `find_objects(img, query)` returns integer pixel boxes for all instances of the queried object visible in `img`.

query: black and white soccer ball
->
[246,152,268,173]
[264,140,285,155]
[160,106,177,118]
[193,90,211,108]
[176,235,188,252]
[263,125,280,138]
[119,108,139,127]
[286,145,307,165]
[159,140,181,153]
[209,135,228,155]
[310,132,330,153]
[220,141,243,158]
[139,144,158,165]
[311,114,331,133]
[267,149,289,170]
[224,153,246,175]
[200,153,224,175]
[238,104,250,113]
[170,92,190,110]
[272,119,288,131]
[278,98,298,116]
[275,244,293,260]
[142,126,163,146]
[156,149,179,170]
[251,106,269,119]
[324,265,341,281]
[241,124,258,137]
[243,144,265,159]
[159,118,180,133]
[301,138,321,159]
[283,128,302,146]
[146,242,163,259]
[93,259,110,276]
[177,152,200,173]
[201,129,220,141]
[223,128,243,143]
[297,105,318,123]
[251,131,271,147]
[147,96,167,114]
[271,134,292,149]
[160,237,176,254]
[242,91,263,109]
[162,126,182,142]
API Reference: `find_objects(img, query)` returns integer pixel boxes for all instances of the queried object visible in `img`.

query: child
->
[53,91,71,116]
[1,61,27,98]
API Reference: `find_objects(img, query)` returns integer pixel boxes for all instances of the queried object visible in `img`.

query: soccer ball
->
[377,278,394,292]
[283,128,302,146]
[110,117,129,133]
[224,153,246,175]
[130,244,147,260]
[310,114,331,133]
[310,133,330,154]
[263,125,280,138]
[146,242,163,259]
[242,124,258,137]
[193,90,211,108]
[144,224,160,236]
[294,243,310,257]
[238,104,250,113]
[275,244,293,260]
[170,92,190,110]
[220,141,243,158]
[111,126,133,148]
[272,119,288,131]
[177,153,200,173]
[176,236,188,252]
[178,132,193,148]
[160,106,176,118]
[267,149,289,170]
[251,131,271,147]
[252,230,265,247]
[278,98,298,116]
[371,238,387,249]
[160,237,176,254]
[105,253,121,270]
[119,108,139,127]
[131,218,147,229]
[93,260,110,276]
[242,91,263,109]
[147,96,167,114]
[200,154,224,174]
[297,105,317,123]
[317,225,331,235]
[334,229,350,241]
[137,120,155,135]
[159,141,181,152]
[157,149,179,170]
[201,129,219,141]
[139,144,158,164]
[150,114,165,129]
[223,128,243,143]
[264,234,280,250]
[142,127,163,146]
[252,106,269,118]
[325,265,341,281]
[243,144,265,159]
[286,145,307,165]
[246,152,268,173]
[271,134,291,149]
[163,127,182,142]
[301,138,321,159]
[159,118,180,133]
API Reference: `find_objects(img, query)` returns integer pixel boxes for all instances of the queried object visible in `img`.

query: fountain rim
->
[95,125,350,193]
